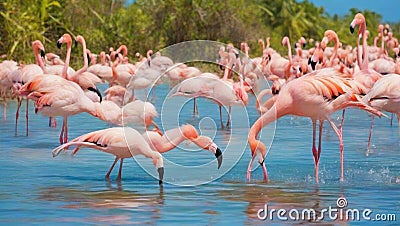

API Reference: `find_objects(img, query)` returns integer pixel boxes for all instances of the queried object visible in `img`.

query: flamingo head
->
[248,138,267,167]
[32,40,45,58]
[181,125,223,169]
[233,82,248,105]
[57,33,72,49]
[350,13,365,35]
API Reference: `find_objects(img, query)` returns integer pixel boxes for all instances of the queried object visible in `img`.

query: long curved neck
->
[157,135,187,153]
[249,101,289,143]
[285,39,293,65]
[380,28,385,53]
[361,27,369,70]
[222,52,235,81]
[70,38,88,81]
[249,105,278,144]
[100,51,106,65]
[62,42,72,79]
[329,35,339,67]
[33,47,46,73]
[266,37,271,48]
[118,45,128,58]
[259,39,265,53]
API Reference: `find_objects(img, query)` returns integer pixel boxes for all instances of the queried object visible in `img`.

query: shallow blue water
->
[0,83,399,225]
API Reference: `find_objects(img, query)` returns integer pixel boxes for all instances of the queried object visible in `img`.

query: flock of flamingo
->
[1,13,399,184]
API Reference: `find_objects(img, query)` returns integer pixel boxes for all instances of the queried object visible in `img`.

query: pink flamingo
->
[51,127,164,183]
[247,74,382,183]
[173,51,248,129]
[350,13,384,151]
[13,40,47,136]
[143,124,223,168]
[363,73,400,154]
[87,51,113,83]
[0,60,18,120]
[46,34,75,78]
[18,72,103,144]
[96,99,160,133]
[69,35,103,101]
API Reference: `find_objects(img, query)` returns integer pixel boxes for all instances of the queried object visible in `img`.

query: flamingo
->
[97,99,160,132]
[51,127,164,183]
[173,51,248,129]
[87,51,113,83]
[350,13,384,151]
[70,35,103,101]
[142,124,223,168]
[46,34,75,78]
[17,71,103,144]
[247,74,383,183]
[104,85,127,107]
[0,60,18,120]
[12,40,47,136]
[362,73,400,154]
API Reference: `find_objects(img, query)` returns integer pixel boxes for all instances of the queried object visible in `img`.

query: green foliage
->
[1,0,399,66]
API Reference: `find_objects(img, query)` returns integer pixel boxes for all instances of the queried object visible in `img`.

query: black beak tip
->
[74,40,78,48]
[350,26,355,34]
[310,61,317,70]
[158,167,164,184]
[88,87,102,102]
[56,41,62,49]
[40,50,45,58]
[215,148,223,169]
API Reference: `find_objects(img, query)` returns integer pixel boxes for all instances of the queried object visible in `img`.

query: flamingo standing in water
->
[51,127,165,184]
[173,50,248,129]
[247,74,382,183]
[350,13,384,152]
[362,73,400,154]
[142,124,223,168]
[11,40,47,136]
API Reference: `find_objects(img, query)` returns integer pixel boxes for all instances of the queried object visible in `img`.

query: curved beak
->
[350,25,355,34]
[56,41,62,49]
[215,147,223,169]
[157,167,164,184]
[88,87,102,102]
[40,50,46,58]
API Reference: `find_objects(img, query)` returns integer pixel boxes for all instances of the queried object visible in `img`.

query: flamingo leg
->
[328,118,344,182]
[25,99,29,136]
[261,162,268,182]
[15,97,22,136]
[193,98,198,116]
[3,95,6,121]
[246,155,255,181]
[311,120,319,183]
[366,115,375,156]
[339,109,346,134]
[105,157,119,180]
[226,106,231,128]
[219,105,224,129]
[117,158,124,181]
[51,117,57,127]
[390,113,394,126]
[59,120,65,145]
[64,117,68,144]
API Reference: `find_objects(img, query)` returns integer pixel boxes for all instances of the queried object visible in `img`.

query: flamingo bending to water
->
[51,127,164,183]
[247,74,383,183]
[143,124,223,168]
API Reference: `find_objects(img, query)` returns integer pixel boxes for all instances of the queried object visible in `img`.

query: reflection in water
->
[218,182,333,224]
[37,182,164,224]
